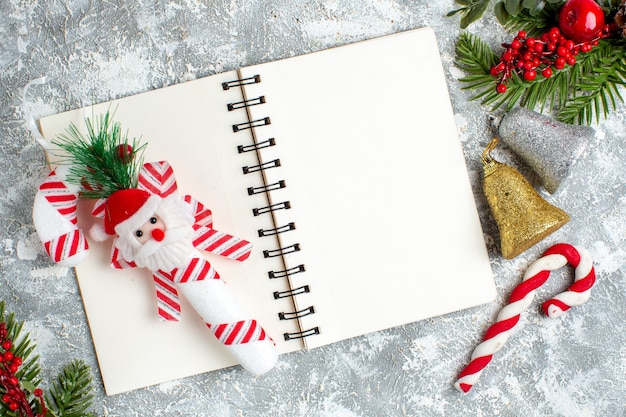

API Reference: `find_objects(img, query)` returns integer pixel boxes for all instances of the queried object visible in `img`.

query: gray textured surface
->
[1,1,625,416]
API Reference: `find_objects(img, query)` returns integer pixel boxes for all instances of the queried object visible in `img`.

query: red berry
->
[11,356,21,366]
[526,38,536,48]
[115,144,133,163]
[2,341,11,350]
[567,56,577,65]
[33,388,43,397]
[517,30,527,39]
[3,352,13,362]
[8,401,19,411]
[2,394,11,403]
[496,83,507,93]
[557,46,568,57]
[555,57,567,69]
[524,70,537,81]
[558,0,605,43]
[534,43,544,53]
[8,364,17,373]
[511,40,522,49]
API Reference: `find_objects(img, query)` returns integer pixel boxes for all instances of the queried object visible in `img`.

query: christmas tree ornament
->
[33,113,278,376]
[558,0,605,43]
[482,138,570,259]
[492,107,595,193]
[455,243,596,393]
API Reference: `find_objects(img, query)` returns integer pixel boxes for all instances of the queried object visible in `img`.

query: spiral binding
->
[226,74,318,342]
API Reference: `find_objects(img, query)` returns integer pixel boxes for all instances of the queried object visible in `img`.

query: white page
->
[238,27,496,349]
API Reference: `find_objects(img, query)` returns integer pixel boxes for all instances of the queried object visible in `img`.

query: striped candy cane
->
[32,166,89,267]
[172,251,277,375]
[455,243,596,393]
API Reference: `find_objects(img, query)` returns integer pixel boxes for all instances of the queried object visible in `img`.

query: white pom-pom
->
[89,223,112,242]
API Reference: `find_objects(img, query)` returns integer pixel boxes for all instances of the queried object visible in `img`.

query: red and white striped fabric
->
[171,256,220,284]
[455,243,596,393]
[152,270,182,322]
[210,319,271,345]
[39,169,79,225]
[184,195,213,228]
[138,161,177,198]
[33,168,89,267]
[192,227,252,261]
[43,229,88,264]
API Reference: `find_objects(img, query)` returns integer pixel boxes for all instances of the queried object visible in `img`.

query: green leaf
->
[459,1,490,28]
[504,0,522,16]
[494,2,509,25]
[46,360,96,417]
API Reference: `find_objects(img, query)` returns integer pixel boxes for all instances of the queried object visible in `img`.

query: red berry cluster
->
[0,323,46,417]
[491,24,613,93]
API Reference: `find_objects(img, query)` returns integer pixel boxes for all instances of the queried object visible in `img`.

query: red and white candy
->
[33,166,89,267]
[455,243,596,393]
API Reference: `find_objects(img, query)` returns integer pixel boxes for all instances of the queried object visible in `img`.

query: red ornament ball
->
[558,0,605,43]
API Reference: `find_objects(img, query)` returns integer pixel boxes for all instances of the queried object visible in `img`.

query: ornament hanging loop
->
[481,138,501,176]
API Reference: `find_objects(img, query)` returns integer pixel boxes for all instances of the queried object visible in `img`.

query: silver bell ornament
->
[491,108,595,194]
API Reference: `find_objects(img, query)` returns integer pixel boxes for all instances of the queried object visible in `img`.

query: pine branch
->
[455,32,626,124]
[0,302,42,417]
[0,302,98,417]
[46,360,96,417]
[52,111,147,200]
[556,39,626,123]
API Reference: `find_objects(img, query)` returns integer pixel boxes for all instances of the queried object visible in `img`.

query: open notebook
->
[39,27,496,395]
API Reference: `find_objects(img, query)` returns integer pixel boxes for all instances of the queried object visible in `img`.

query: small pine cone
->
[616,0,626,38]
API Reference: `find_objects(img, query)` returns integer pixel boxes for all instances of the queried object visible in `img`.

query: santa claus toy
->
[32,112,278,376]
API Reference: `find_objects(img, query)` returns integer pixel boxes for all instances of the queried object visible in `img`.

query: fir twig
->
[455,32,626,124]
[52,111,147,199]
[46,360,96,417]
[0,301,42,417]
[0,302,98,417]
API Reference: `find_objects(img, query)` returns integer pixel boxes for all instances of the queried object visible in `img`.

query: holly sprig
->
[52,110,146,200]
[0,301,97,417]
[456,31,626,124]
[448,0,620,29]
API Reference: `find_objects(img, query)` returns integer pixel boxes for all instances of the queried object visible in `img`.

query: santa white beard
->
[116,195,196,272]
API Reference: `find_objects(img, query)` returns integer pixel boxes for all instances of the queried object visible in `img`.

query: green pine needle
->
[52,111,147,200]
[0,302,98,417]
[46,360,96,417]
[0,302,42,417]
[455,32,626,124]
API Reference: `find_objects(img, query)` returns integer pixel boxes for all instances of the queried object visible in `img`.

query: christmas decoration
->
[481,138,569,258]
[558,0,606,42]
[0,301,96,417]
[32,166,89,267]
[455,243,596,393]
[34,113,278,376]
[453,0,626,124]
[492,107,595,193]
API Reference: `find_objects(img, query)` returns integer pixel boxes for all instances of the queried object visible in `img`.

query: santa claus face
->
[116,195,195,272]
[133,216,166,244]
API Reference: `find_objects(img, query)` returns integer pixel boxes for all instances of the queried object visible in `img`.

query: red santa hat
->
[89,188,161,242]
